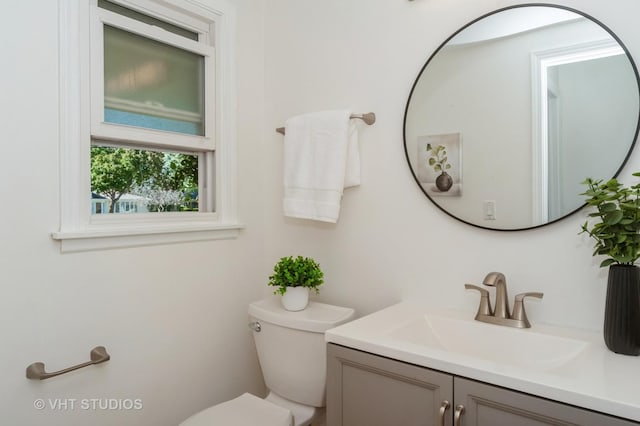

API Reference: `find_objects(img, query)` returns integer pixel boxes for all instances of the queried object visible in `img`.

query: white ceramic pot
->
[281,286,309,311]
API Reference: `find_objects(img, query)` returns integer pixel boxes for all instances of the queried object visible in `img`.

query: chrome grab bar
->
[275,112,376,135]
[26,346,110,380]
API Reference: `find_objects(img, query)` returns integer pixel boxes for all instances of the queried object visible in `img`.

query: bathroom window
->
[54,0,240,252]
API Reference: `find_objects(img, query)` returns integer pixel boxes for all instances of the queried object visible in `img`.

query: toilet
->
[180,297,355,426]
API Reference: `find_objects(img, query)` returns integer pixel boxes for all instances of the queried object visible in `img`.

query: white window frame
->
[53,0,241,252]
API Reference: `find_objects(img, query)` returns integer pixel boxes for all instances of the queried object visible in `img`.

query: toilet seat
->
[180,393,293,426]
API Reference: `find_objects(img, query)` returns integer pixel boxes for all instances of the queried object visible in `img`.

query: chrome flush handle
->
[248,321,261,332]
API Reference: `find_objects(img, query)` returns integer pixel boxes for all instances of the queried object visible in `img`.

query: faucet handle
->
[511,292,543,328]
[465,284,493,318]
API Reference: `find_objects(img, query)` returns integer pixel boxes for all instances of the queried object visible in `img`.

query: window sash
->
[103,23,205,135]
[90,6,216,151]
[97,0,200,40]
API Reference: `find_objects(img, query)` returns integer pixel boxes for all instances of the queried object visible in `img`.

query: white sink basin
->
[385,310,591,372]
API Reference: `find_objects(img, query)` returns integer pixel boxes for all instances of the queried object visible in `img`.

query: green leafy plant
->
[426,143,451,174]
[579,174,640,267]
[268,256,324,295]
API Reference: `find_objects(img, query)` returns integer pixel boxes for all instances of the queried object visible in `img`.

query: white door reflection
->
[534,41,628,223]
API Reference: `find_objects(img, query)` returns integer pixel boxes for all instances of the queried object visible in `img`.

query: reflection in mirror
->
[404,5,640,231]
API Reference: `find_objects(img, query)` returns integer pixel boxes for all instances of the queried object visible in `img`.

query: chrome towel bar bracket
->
[26,346,111,380]
[276,112,376,135]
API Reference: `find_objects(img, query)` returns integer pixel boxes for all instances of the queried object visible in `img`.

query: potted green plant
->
[426,143,453,192]
[580,174,640,355]
[268,256,324,311]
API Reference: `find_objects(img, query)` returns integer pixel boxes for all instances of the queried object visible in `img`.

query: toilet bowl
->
[180,297,355,426]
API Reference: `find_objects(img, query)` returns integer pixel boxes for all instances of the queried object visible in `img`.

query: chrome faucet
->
[465,272,543,328]
[482,272,509,319]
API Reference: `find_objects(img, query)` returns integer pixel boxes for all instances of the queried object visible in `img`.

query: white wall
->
[3,0,640,425]
[0,1,270,425]
[406,34,535,228]
[262,0,640,331]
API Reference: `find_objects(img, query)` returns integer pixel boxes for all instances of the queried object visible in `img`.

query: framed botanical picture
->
[416,133,462,197]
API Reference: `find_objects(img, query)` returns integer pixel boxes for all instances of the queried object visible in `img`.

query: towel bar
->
[276,112,376,135]
[26,346,110,380]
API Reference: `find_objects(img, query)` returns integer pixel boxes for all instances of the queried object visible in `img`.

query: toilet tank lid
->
[249,297,355,333]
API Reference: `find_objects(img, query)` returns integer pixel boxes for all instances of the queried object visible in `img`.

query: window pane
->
[103,26,205,136]
[91,146,199,214]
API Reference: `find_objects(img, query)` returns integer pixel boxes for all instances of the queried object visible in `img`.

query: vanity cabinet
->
[327,344,639,426]
[327,343,453,425]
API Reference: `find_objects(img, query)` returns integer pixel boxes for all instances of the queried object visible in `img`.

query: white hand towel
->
[283,110,360,223]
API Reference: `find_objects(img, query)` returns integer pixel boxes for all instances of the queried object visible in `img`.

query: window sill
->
[51,221,244,253]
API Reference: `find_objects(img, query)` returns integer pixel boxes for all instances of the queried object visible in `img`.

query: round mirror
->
[404,4,640,231]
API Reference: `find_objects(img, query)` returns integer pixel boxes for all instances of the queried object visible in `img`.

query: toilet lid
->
[180,393,293,426]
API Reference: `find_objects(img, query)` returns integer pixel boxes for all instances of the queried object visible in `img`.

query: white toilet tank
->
[248,297,355,407]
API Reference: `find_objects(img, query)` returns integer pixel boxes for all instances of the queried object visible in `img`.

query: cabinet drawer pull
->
[438,400,450,426]
[454,404,465,426]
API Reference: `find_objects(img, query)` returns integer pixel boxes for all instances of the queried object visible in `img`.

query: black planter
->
[604,264,640,355]
[435,172,453,192]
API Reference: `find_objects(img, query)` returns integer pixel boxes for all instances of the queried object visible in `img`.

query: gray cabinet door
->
[327,343,454,426]
[455,377,639,426]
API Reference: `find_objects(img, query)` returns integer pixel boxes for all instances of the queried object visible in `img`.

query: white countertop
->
[325,301,640,422]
